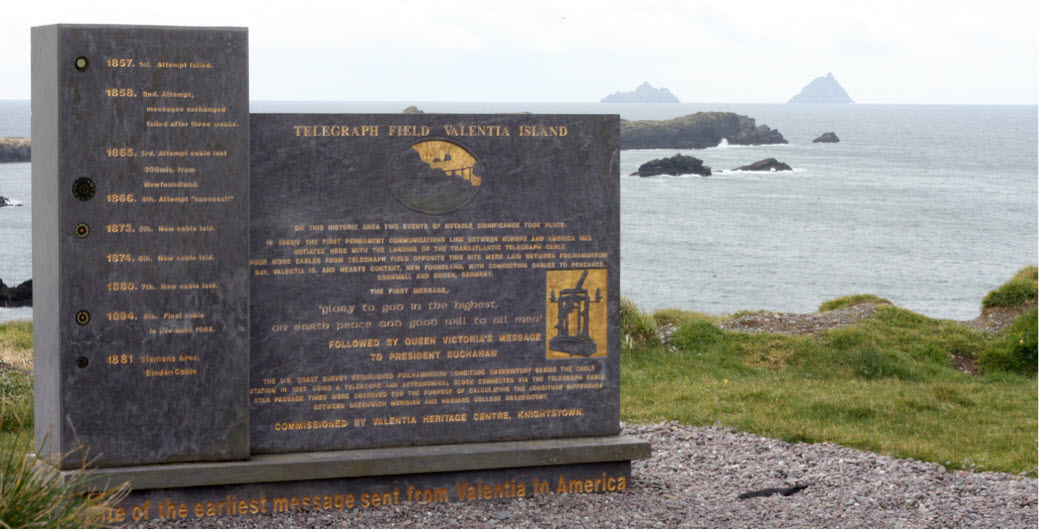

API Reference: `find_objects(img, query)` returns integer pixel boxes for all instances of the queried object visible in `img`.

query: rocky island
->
[0,137,31,162]
[621,112,787,149]
[813,132,840,143]
[602,82,680,103]
[632,154,711,177]
[788,73,854,104]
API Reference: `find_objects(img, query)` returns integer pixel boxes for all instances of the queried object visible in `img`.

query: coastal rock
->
[813,131,840,143]
[0,278,32,307]
[621,112,787,149]
[631,154,711,177]
[733,158,792,172]
[0,196,23,207]
[0,137,31,162]
[401,105,424,114]
[602,81,680,103]
[788,72,854,104]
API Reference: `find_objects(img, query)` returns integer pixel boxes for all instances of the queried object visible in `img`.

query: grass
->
[1,320,33,452]
[817,294,891,312]
[622,267,1038,476]
[0,431,128,528]
[982,266,1037,310]
[620,296,660,352]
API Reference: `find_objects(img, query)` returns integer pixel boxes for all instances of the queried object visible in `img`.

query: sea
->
[1,99,1036,323]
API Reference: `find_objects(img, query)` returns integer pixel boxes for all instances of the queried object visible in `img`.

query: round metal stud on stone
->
[74,223,90,238]
[76,356,89,369]
[75,57,89,71]
[72,177,96,201]
[75,310,91,326]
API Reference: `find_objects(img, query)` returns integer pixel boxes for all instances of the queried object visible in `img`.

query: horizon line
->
[0,97,1037,107]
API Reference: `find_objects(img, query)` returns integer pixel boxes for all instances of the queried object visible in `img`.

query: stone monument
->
[32,24,648,524]
[31,24,251,469]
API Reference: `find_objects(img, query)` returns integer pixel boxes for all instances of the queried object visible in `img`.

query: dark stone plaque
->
[249,114,620,453]
[32,25,250,468]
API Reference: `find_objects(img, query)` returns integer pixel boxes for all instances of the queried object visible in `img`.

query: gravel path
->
[133,422,1037,529]
[717,303,882,336]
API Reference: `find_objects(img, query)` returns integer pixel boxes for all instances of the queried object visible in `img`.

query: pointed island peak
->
[788,72,854,104]
[602,82,680,103]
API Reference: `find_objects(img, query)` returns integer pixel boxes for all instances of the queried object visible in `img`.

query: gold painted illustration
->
[410,140,482,186]
[546,269,607,359]
[387,138,483,214]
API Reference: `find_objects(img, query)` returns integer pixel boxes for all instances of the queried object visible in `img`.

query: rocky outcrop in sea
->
[0,196,23,207]
[602,82,680,103]
[0,278,32,307]
[813,132,840,143]
[0,137,31,162]
[631,154,711,177]
[732,158,792,172]
[620,113,787,150]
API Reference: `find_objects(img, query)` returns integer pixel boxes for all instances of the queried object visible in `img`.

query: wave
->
[715,167,807,174]
[0,197,23,206]
[708,139,795,149]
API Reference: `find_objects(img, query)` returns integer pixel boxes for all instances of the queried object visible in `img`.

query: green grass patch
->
[621,268,1038,475]
[982,265,1038,310]
[620,296,659,353]
[979,308,1038,376]
[818,294,891,312]
[1,320,33,448]
[0,320,33,353]
[622,343,1037,474]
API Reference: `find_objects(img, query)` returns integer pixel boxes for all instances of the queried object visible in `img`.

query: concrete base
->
[41,436,650,524]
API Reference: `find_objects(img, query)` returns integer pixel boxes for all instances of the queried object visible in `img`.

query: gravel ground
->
[133,422,1038,529]
[717,303,882,336]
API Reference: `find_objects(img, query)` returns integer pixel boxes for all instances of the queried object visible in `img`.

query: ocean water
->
[1,100,1036,322]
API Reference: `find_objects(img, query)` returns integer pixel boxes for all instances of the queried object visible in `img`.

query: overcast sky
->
[1,0,1036,104]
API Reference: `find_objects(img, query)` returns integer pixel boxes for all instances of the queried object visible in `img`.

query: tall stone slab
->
[249,114,620,453]
[31,25,250,468]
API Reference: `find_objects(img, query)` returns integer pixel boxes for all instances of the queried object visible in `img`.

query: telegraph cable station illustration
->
[546,269,608,358]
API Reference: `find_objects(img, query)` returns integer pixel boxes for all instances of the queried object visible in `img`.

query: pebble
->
[132,422,1037,529]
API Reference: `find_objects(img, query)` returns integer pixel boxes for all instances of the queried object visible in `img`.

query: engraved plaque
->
[249,114,620,453]
[32,25,250,467]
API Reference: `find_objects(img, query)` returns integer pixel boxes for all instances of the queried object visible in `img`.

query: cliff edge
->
[0,138,31,162]
[620,112,787,149]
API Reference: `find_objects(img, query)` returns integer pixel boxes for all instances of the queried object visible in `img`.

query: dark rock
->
[0,278,32,307]
[632,154,711,177]
[737,483,809,500]
[813,132,840,143]
[0,137,31,162]
[401,105,424,114]
[602,82,680,103]
[733,158,792,172]
[788,73,854,104]
[620,112,787,149]
[0,196,24,207]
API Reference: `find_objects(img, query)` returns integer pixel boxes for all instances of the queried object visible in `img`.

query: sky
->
[1,0,1036,104]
